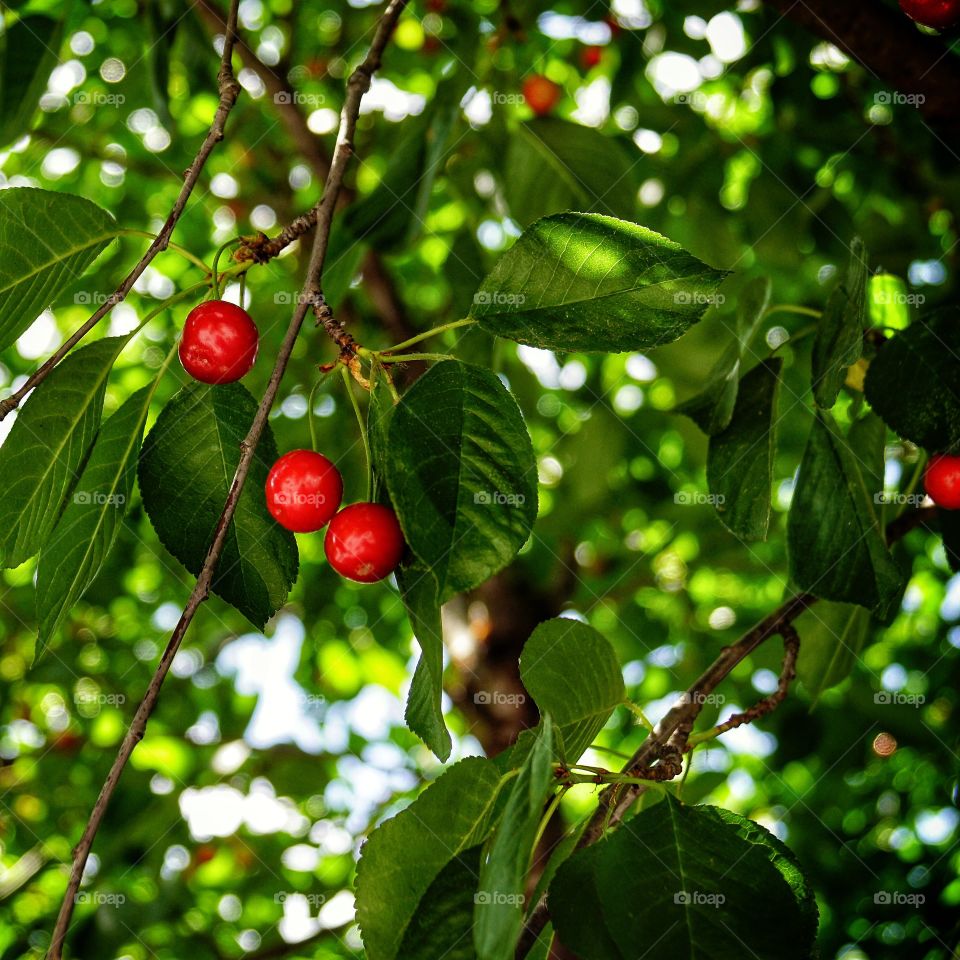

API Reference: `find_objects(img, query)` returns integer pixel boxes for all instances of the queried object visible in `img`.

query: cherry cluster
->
[178,300,405,583]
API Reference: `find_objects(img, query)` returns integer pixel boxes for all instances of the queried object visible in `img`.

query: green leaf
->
[356,757,501,960]
[474,716,553,960]
[397,562,451,762]
[550,798,817,960]
[384,360,537,603]
[711,805,819,940]
[35,379,159,653]
[0,14,66,148]
[137,382,298,628]
[343,78,461,252]
[864,307,960,451]
[0,336,127,569]
[811,237,867,409]
[0,188,119,350]
[795,601,871,703]
[677,276,772,436]
[398,846,482,960]
[736,275,773,350]
[706,358,782,541]
[519,618,624,762]
[503,119,638,226]
[788,411,904,615]
[471,213,730,353]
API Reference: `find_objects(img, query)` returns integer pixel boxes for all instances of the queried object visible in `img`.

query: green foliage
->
[811,237,866,409]
[518,618,624,762]
[0,13,66,147]
[0,188,118,350]
[706,358,781,540]
[865,306,960,451]
[471,212,730,353]
[397,562,451,761]
[474,716,552,960]
[503,119,638,225]
[138,381,298,628]
[35,377,160,654]
[357,757,501,960]
[677,275,771,435]
[794,600,871,703]
[788,411,904,615]
[0,335,126,569]
[550,798,817,960]
[384,359,537,603]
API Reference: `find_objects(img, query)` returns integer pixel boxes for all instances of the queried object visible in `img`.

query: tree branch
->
[515,504,938,958]
[46,3,408,956]
[0,5,243,423]
[762,0,960,127]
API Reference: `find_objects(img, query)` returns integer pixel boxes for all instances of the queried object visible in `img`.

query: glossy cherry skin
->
[265,450,343,532]
[324,503,405,583]
[179,300,259,384]
[925,454,960,509]
[899,0,960,28]
[522,75,561,116]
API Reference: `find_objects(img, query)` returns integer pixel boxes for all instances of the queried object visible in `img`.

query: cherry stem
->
[211,235,243,300]
[764,303,823,321]
[377,316,476,355]
[378,351,455,364]
[341,365,373,501]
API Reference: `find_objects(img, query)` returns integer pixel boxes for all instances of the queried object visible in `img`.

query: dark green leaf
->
[503,119,638,225]
[0,188,119,350]
[384,360,537,603]
[864,306,960,451]
[471,213,730,353]
[343,79,461,252]
[398,846,482,960]
[0,336,127,568]
[138,382,298,628]
[795,601,871,703]
[35,380,159,653]
[356,757,501,960]
[675,341,741,436]
[0,14,65,148]
[550,798,817,960]
[474,716,552,960]
[812,237,867,409]
[707,358,782,541]
[788,411,904,615]
[397,562,451,762]
[677,277,771,436]
[519,618,624,762]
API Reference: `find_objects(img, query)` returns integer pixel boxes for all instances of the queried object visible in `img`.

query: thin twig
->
[0,8,243,424]
[515,505,937,959]
[46,3,408,956]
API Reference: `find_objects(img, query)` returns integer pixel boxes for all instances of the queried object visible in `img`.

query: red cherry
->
[522,75,561,116]
[581,45,603,69]
[899,0,960,27]
[604,14,622,37]
[925,454,960,509]
[179,300,259,384]
[266,450,343,532]
[324,503,405,583]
